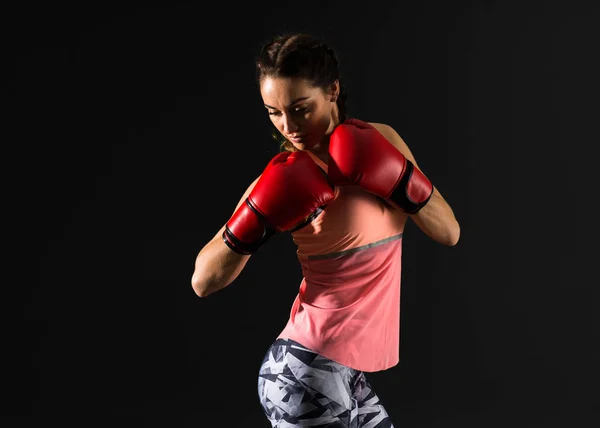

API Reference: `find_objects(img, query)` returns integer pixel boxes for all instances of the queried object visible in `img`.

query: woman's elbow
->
[445,222,461,246]
[191,271,214,298]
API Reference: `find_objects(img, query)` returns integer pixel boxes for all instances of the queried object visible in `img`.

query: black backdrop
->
[9,0,599,426]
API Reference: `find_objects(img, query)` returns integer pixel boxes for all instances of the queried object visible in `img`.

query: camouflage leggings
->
[257,338,395,427]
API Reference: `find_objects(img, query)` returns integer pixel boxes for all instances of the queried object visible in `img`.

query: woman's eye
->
[268,107,307,116]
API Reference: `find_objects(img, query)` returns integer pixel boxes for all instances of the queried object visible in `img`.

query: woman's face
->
[260,76,339,151]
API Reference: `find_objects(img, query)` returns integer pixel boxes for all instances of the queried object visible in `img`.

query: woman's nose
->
[282,115,299,134]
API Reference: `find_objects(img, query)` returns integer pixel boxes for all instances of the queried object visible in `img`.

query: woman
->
[191,33,460,427]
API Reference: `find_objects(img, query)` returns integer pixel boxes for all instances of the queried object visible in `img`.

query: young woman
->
[191,32,460,427]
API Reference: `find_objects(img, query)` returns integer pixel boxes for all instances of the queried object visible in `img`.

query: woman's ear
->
[330,80,340,102]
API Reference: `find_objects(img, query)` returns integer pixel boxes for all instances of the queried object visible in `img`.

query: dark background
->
[7,0,598,426]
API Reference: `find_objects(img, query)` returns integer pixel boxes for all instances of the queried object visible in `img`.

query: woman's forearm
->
[409,187,460,246]
[191,226,252,297]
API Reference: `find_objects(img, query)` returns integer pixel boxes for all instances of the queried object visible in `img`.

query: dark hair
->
[255,33,348,152]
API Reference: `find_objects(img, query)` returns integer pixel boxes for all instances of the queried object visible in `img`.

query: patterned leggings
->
[257,338,395,427]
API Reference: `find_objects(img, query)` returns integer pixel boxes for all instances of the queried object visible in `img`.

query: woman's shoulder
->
[367,121,395,135]
[343,117,404,148]
[354,120,399,143]
[344,117,396,134]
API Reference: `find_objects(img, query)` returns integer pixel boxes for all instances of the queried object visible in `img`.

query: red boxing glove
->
[328,118,433,214]
[223,151,334,254]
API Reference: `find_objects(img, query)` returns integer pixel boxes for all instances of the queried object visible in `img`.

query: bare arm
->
[191,176,260,297]
[370,122,460,246]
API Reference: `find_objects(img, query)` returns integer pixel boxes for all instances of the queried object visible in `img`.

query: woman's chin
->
[294,139,318,151]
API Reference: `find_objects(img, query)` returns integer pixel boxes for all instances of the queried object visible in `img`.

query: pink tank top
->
[277,151,408,372]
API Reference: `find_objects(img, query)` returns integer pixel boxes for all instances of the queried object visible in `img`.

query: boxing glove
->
[223,150,334,255]
[328,118,433,214]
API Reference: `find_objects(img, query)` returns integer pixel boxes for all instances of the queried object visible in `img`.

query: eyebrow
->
[264,97,310,110]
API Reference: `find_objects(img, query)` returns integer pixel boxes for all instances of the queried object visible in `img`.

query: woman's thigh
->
[257,338,394,427]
